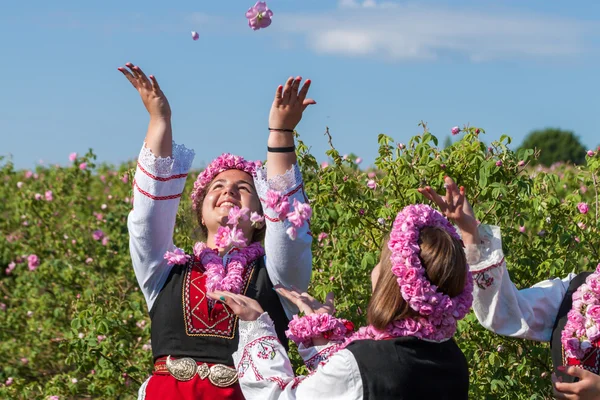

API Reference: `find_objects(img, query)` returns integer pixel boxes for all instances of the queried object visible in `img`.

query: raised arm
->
[266,77,316,179]
[419,177,574,342]
[118,63,173,157]
[119,63,195,311]
[257,78,316,317]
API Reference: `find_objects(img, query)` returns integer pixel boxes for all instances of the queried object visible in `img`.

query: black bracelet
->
[269,128,294,133]
[267,145,296,153]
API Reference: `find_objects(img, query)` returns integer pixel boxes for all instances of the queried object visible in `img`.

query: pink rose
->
[69,152,77,162]
[79,163,87,170]
[578,202,589,214]
[451,126,460,135]
[27,254,40,271]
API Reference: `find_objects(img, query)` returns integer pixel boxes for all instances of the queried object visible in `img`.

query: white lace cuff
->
[254,163,303,198]
[138,141,195,177]
[466,225,504,272]
[238,312,277,347]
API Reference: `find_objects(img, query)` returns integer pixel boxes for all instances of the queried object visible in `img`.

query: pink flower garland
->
[193,241,265,294]
[387,204,473,341]
[284,204,474,350]
[286,314,354,347]
[562,263,600,360]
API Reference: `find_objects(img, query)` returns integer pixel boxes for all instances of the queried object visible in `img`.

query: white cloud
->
[277,4,597,62]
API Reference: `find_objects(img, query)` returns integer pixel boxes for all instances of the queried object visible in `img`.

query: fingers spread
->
[281,77,294,104]
[273,85,283,106]
[118,67,139,89]
[149,75,161,92]
[132,66,151,88]
[289,76,302,104]
[297,79,312,103]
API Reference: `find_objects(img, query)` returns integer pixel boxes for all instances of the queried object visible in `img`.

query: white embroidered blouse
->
[469,225,576,342]
[127,141,313,318]
[231,225,501,400]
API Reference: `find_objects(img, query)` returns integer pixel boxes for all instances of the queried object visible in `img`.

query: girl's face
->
[201,169,262,240]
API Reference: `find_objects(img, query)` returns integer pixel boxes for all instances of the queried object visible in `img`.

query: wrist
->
[268,132,295,147]
[149,114,171,123]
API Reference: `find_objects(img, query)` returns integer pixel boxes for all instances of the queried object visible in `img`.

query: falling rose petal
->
[191,31,199,41]
[246,1,273,31]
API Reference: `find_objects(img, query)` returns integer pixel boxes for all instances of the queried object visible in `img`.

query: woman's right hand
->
[274,285,335,316]
[118,63,171,120]
[418,176,479,241]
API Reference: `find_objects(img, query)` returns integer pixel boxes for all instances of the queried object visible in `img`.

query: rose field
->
[1,126,599,399]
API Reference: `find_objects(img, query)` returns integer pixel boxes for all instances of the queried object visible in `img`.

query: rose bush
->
[1,125,599,398]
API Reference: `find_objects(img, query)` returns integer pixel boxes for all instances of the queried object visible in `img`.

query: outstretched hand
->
[268,77,316,131]
[552,366,600,399]
[274,284,335,316]
[118,63,171,120]
[418,176,479,237]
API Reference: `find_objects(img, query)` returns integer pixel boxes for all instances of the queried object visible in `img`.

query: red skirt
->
[142,358,244,400]
[142,373,245,400]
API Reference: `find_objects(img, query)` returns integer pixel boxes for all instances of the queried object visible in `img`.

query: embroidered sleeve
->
[255,164,313,319]
[468,224,576,342]
[298,343,341,371]
[128,141,195,311]
[233,314,362,400]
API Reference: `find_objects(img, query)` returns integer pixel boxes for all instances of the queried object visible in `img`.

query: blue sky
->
[1,0,599,170]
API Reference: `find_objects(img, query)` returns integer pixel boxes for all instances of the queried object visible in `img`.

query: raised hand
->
[274,285,335,316]
[268,76,316,131]
[552,366,600,399]
[118,63,171,120]
[418,176,479,242]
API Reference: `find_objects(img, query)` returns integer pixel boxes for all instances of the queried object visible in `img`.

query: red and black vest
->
[149,255,289,366]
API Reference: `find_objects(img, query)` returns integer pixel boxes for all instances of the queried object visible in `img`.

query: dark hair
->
[194,173,266,243]
[367,227,467,330]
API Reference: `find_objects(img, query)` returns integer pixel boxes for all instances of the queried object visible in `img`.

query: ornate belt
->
[154,356,238,388]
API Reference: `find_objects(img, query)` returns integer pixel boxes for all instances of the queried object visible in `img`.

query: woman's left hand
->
[552,366,600,399]
[268,77,316,131]
[207,291,265,321]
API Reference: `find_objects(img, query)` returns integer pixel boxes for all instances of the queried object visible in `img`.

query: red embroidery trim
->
[137,162,188,182]
[133,179,182,201]
[472,257,505,275]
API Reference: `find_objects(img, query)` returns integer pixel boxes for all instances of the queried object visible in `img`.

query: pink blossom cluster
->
[578,202,589,214]
[190,153,261,210]
[286,313,354,347]
[386,204,474,341]
[163,248,191,266]
[27,254,40,271]
[245,1,273,30]
[264,189,312,240]
[194,241,265,294]
[562,263,600,360]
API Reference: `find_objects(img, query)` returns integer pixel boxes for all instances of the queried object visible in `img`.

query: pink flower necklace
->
[193,241,265,294]
[561,263,600,360]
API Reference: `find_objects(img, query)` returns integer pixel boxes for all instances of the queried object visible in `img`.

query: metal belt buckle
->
[165,356,198,381]
[165,356,238,387]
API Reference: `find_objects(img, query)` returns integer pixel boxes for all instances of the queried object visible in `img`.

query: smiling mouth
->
[218,201,238,208]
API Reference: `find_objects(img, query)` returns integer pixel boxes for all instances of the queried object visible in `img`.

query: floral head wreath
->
[191,153,262,210]
[388,204,473,338]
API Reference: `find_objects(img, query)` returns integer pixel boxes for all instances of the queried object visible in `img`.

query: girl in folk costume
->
[422,178,600,399]
[208,183,500,400]
[118,62,316,400]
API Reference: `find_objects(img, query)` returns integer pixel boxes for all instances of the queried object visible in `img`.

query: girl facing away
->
[209,179,501,399]
[119,62,316,400]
